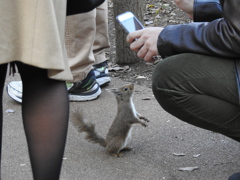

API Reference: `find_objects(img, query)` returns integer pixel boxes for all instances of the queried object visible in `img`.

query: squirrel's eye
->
[124,88,128,91]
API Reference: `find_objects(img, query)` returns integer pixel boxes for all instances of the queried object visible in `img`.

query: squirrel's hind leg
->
[110,153,123,157]
[108,147,132,157]
[120,146,132,152]
[106,139,125,157]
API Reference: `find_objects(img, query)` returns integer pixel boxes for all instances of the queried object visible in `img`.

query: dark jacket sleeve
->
[157,0,240,59]
[194,0,222,22]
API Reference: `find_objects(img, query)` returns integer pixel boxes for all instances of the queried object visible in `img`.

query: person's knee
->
[152,58,171,92]
[152,59,176,112]
[152,63,165,103]
[152,54,193,111]
[152,55,181,97]
[152,53,202,95]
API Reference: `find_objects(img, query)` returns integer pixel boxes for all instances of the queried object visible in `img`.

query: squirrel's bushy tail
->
[71,112,107,147]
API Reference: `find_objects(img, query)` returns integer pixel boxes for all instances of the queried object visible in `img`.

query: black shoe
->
[228,172,240,180]
[67,70,101,101]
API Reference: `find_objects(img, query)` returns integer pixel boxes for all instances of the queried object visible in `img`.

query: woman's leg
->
[16,62,69,180]
[0,64,8,177]
[152,53,240,142]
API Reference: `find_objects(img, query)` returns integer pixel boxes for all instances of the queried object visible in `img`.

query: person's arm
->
[158,0,240,59]
[174,0,222,22]
[193,0,222,22]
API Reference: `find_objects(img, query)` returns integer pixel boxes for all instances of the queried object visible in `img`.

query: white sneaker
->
[7,81,23,103]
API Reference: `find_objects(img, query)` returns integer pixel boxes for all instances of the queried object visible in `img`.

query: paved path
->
[2,74,240,180]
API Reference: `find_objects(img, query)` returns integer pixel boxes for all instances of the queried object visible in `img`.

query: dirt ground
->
[107,0,191,88]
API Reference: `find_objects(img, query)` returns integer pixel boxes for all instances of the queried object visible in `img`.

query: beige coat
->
[0,0,73,81]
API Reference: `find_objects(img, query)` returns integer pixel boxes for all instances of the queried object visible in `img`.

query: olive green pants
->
[152,53,240,142]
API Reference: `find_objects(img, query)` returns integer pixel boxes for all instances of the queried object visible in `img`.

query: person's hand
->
[174,0,194,19]
[126,27,163,62]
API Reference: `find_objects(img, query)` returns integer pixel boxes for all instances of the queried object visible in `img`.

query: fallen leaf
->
[178,166,199,171]
[5,109,15,113]
[173,153,186,156]
[155,14,160,19]
[123,65,130,71]
[145,21,154,25]
[193,154,201,158]
[148,4,155,8]
[109,67,125,71]
[142,97,151,100]
[136,76,147,79]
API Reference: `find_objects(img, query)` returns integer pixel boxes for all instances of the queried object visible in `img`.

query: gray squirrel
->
[71,83,149,157]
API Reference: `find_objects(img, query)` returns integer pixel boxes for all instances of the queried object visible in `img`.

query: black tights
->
[0,63,69,180]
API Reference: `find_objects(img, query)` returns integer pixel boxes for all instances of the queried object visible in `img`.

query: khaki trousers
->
[65,1,110,82]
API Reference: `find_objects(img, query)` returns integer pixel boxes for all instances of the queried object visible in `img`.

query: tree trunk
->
[112,0,144,64]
